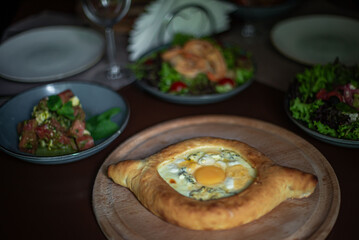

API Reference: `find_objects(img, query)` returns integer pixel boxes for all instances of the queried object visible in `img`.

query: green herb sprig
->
[47,95,75,120]
[86,107,121,140]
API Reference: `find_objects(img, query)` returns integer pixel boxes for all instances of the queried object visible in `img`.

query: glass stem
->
[241,22,256,38]
[105,27,120,79]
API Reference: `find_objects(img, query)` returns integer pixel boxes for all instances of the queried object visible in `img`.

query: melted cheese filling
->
[157,148,256,201]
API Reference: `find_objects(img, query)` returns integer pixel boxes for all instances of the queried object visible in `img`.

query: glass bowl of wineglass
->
[82,0,132,84]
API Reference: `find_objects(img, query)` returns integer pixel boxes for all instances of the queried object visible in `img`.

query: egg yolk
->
[194,166,226,186]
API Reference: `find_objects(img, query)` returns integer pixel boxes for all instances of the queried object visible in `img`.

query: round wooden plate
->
[93,115,340,240]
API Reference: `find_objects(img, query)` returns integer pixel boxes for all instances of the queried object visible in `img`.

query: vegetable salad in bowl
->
[287,59,359,142]
[17,89,121,156]
[131,34,254,97]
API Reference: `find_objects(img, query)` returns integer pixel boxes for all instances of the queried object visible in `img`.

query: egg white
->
[157,148,256,201]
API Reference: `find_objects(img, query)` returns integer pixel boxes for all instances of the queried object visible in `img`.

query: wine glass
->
[82,0,132,82]
[233,0,300,39]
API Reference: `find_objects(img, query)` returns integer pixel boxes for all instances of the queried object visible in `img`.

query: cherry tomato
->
[144,58,155,65]
[218,78,235,87]
[170,81,187,92]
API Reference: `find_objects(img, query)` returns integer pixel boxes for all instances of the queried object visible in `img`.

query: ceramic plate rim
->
[270,14,359,65]
[136,77,254,105]
[234,0,299,20]
[0,26,105,82]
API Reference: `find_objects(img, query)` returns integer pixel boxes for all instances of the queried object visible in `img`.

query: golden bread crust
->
[108,137,317,230]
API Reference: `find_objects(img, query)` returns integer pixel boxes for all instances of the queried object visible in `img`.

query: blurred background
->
[1,0,148,39]
[1,0,358,40]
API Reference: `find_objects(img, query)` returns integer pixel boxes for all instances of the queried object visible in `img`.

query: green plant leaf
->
[47,95,62,111]
[57,101,75,120]
[86,107,121,140]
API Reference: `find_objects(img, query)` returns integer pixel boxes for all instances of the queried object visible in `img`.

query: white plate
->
[0,26,105,82]
[271,15,359,65]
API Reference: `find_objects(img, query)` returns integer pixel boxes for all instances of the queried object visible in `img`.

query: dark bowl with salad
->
[286,59,359,148]
[130,34,255,104]
[0,82,129,164]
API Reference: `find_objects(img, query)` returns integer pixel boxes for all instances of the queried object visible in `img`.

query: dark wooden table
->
[1,80,358,239]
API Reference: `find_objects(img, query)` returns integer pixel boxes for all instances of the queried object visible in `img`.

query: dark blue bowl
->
[0,81,130,164]
[233,0,300,21]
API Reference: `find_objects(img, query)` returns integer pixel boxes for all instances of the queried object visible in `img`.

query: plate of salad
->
[286,59,359,148]
[130,34,255,104]
[0,82,129,164]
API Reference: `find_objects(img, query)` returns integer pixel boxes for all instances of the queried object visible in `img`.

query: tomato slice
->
[170,81,187,92]
[21,119,38,132]
[19,131,38,154]
[58,89,74,104]
[76,135,94,151]
[218,78,235,87]
[35,124,54,140]
[144,58,155,65]
[68,119,86,138]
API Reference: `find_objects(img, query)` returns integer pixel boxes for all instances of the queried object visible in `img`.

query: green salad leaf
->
[171,33,194,46]
[290,98,323,125]
[289,61,359,140]
[57,101,75,120]
[86,107,121,140]
[131,33,254,96]
[47,95,75,120]
[313,121,337,137]
[158,62,183,92]
[296,64,336,102]
[222,46,239,70]
[47,95,63,111]
[338,120,359,140]
[235,68,253,85]
[336,102,358,113]
[187,73,212,95]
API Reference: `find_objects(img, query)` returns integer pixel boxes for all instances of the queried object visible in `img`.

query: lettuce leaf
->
[86,107,121,140]
[313,121,337,137]
[290,61,359,140]
[338,121,359,140]
[158,62,183,92]
[296,64,336,101]
[290,98,323,124]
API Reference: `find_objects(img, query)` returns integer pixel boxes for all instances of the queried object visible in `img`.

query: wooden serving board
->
[93,115,340,240]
